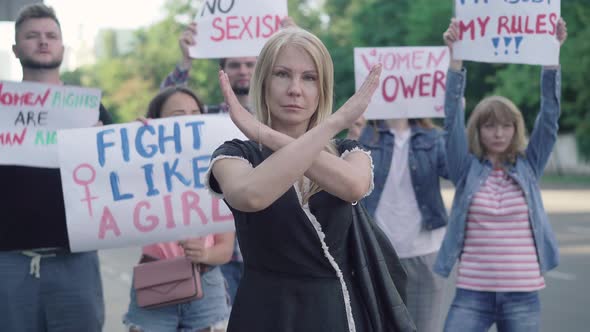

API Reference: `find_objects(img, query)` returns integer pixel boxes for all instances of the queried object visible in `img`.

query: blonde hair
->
[466,96,527,165]
[250,27,337,203]
[250,27,334,130]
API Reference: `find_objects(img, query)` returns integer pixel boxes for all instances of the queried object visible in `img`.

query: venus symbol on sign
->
[73,163,99,217]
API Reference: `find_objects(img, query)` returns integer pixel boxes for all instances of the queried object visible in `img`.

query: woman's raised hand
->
[443,18,460,49]
[443,18,463,70]
[179,22,197,69]
[218,70,260,141]
[331,64,381,131]
[556,18,567,46]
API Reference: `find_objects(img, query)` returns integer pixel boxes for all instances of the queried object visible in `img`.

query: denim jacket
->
[359,121,449,230]
[433,68,561,277]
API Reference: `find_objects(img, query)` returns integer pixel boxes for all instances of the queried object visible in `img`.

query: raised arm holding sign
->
[436,17,568,331]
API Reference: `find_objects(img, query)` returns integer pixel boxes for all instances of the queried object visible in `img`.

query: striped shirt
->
[457,169,545,292]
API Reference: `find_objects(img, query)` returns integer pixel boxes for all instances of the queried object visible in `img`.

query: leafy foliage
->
[491,2,590,158]
[63,0,590,157]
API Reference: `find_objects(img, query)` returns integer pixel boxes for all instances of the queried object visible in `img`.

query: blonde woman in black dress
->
[205,27,394,332]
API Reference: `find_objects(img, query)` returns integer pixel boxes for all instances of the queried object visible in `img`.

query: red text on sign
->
[211,15,282,42]
[98,191,232,239]
[459,13,558,40]
[0,128,27,146]
[381,70,446,103]
[497,13,557,35]
[0,83,51,107]
[361,49,448,72]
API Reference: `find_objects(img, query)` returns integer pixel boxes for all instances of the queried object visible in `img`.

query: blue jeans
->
[0,251,104,332]
[220,260,243,305]
[444,288,541,332]
[124,266,229,331]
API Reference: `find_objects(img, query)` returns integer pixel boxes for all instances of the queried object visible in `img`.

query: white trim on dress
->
[295,178,357,332]
[341,147,375,199]
[204,155,253,199]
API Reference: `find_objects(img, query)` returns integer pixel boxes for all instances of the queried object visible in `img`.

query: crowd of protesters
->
[0,3,568,332]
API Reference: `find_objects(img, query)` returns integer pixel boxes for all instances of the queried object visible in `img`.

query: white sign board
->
[190,0,288,59]
[454,0,561,65]
[354,47,449,120]
[58,115,244,252]
[0,81,100,168]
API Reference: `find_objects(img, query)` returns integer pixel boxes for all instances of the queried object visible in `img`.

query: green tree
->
[65,0,322,123]
[102,30,120,58]
[322,0,410,108]
[492,2,590,158]
[62,0,590,159]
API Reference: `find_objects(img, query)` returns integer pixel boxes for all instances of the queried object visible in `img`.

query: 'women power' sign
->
[354,47,449,120]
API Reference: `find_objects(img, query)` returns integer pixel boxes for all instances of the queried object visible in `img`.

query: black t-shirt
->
[0,104,113,251]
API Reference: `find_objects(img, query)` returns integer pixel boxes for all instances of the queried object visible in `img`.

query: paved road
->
[99,247,138,332]
[100,186,590,331]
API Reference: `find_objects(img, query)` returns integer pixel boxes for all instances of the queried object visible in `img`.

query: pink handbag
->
[133,256,203,309]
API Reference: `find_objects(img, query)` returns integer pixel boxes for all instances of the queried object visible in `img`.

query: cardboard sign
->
[454,0,561,65]
[58,115,245,252]
[354,47,449,120]
[0,81,100,168]
[189,0,288,59]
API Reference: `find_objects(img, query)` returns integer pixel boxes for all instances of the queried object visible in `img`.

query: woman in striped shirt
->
[435,18,568,332]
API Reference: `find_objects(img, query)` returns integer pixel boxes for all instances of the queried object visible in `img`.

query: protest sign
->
[189,0,288,59]
[454,0,561,65]
[0,81,100,168]
[58,115,244,252]
[354,46,449,120]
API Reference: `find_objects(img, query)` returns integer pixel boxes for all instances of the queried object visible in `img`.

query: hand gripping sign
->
[58,115,244,252]
[0,80,100,168]
[453,0,561,65]
[190,0,288,59]
[354,47,450,120]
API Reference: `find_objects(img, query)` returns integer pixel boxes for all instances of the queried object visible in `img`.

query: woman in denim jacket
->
[359,117,448,332]
[435,19,567,331]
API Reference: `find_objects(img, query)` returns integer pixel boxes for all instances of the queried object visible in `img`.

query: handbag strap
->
[139,254,211,274]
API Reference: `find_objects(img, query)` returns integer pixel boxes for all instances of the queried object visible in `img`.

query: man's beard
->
[19,57,62,70]
[232,86,249,96]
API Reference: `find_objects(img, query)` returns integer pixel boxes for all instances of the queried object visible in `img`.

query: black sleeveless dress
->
[207,139,371,332]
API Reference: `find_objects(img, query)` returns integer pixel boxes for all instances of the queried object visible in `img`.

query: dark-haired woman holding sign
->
[123,86,234,332]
